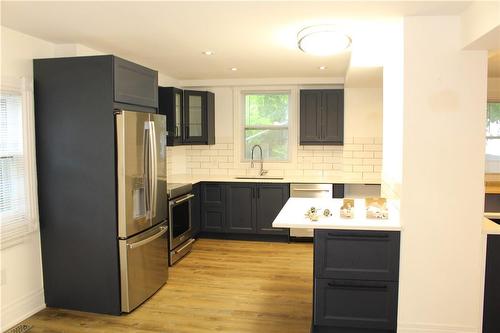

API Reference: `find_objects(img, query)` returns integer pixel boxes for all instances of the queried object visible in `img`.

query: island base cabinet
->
[314,279,398,332]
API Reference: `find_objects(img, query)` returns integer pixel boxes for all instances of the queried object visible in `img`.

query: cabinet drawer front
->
[202,183,225,204]
[314,230,400,281]
[114,57,158,108]
[314,279,398,330]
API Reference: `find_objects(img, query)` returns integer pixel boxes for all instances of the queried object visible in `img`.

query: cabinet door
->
[300,90,322,144]
[114,57,158,108]
[483,235,500,333]
[321,90,344,144]
[256,184,289,235]
[314,229,400,281]
[314,278,398,330]
[201,183,225,232]
[191,183,201,237]
[226,184,256,233]
[158,87,183,146]
[183,90,207,144]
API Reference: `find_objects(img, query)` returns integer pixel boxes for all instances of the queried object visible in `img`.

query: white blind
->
[0,79,38,248]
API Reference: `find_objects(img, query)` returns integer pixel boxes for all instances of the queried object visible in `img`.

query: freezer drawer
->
[119,221,168,312]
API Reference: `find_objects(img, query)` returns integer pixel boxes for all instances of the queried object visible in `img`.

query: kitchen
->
[0,1,499,333]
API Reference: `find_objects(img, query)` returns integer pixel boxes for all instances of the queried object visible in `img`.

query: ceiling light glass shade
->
[297,25,351,56]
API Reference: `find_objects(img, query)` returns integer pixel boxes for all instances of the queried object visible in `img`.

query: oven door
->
[169,193,194,250]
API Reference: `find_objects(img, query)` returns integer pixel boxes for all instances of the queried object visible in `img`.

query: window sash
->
[242,92,290,162]
[0,78,38,249]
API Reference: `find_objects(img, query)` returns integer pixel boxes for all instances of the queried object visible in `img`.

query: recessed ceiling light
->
[202,50,215,55]
[231,67,238,71]
[318,66,328,70]
[297,25,351,56]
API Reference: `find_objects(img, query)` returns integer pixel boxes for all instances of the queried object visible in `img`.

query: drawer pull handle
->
[327,282,388,289]
[327,232,389,239]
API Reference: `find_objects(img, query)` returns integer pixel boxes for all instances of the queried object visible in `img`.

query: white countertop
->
[483,217,500,235]
[272,198,401,231]
[168,174,380,185]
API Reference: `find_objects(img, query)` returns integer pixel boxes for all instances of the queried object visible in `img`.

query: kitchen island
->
[273,198,401,333]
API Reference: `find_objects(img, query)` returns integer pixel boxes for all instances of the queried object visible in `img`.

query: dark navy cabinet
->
[226,183,256,233]
[158,87,183,146]
[158,88,215,145]
[256,184,289,235]
[300,89,344,145]
[201,183,226,232]
[313,229,400,333]
[483,234,500,333]
[114,57,158,108]
[34,55,158,315]
[200,182,289,239]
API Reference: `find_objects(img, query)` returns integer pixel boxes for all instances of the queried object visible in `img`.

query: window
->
[243,92,289,161]
[486,102,500,161]
[0,79,38,248]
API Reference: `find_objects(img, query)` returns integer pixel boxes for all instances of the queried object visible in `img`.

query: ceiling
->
[1,1,473,80]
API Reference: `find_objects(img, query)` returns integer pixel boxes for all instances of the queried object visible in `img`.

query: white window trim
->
[0,77,39,249]
[233,86,299,171]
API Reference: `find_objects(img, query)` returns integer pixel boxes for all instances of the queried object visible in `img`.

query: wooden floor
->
[21,239,313,333]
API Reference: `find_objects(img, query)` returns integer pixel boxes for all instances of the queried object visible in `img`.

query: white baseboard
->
[1,289,45,332]
[398,322,478,333]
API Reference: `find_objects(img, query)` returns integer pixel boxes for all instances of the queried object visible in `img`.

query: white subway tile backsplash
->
[167,137,383,183]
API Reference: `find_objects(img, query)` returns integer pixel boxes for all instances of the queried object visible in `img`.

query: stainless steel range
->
[167,183,195,265]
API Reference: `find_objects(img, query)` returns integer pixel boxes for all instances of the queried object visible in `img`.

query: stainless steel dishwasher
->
[289,183,333,239]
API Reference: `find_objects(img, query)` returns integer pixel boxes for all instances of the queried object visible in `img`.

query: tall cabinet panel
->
[35,55,153,315]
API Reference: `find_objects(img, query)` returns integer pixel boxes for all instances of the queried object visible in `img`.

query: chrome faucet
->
[250,144,268,176]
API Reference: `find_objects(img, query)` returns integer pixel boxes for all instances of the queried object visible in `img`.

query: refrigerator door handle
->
[143,124,151,215]
[127,225,168,249]
[149,120,157,219]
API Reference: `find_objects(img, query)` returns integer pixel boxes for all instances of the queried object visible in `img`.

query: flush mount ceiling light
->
[318,66,328,70]
[297,25,351,56]
[230,67,238,71]
[202,50,215,55]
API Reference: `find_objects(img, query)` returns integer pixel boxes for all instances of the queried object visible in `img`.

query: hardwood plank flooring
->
[20,239,313,333]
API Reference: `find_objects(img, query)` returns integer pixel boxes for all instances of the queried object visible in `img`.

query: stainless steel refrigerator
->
[115,110,168,312]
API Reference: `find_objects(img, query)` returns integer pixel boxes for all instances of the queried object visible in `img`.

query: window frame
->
[0,77,39,249]
[240,90,291,163]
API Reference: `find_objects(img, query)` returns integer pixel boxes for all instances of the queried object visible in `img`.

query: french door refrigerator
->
[116,110,168,312]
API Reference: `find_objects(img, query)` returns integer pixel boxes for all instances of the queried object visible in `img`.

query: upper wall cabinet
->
[114,57,158,108]
[158,87,183,146]
[158,88,215,145]
[300,89,344,145]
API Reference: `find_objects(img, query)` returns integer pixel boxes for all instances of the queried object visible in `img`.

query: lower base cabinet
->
[483,235,500,333]
[200,182,289,238]
[313,229,400,333]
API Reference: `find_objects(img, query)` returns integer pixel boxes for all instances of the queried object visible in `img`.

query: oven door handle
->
[173,194,195,205]
[174,238,195,254]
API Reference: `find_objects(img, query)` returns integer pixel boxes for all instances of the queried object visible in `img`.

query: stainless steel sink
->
[234,176,284,180]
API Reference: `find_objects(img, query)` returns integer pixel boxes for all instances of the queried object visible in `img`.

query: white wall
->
[381,20,404,200]
[397,16,487,333]
[0,26,53,331]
